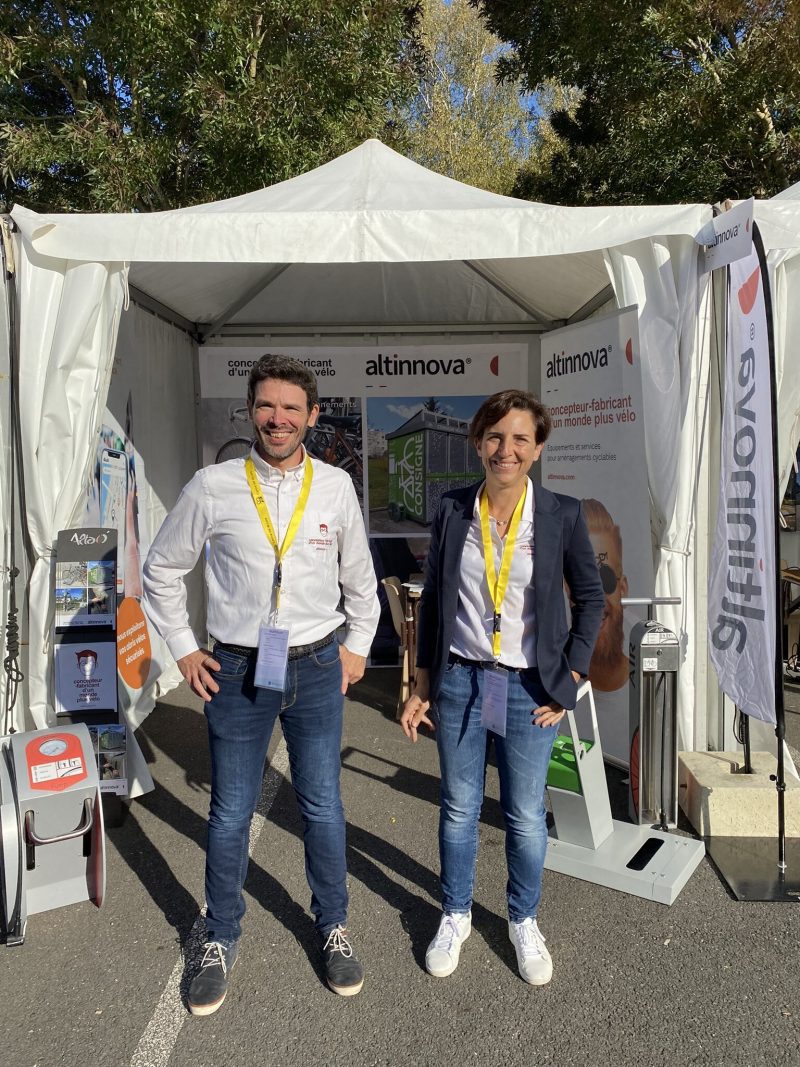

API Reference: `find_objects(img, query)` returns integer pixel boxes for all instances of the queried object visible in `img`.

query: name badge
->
[480,666,508,737]
[255,625,290,691]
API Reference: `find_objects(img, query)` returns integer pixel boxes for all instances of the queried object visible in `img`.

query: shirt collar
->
[249,444,308,483]
[473,477,535,524]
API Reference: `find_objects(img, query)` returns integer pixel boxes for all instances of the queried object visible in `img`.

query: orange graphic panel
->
[116,598,152,690]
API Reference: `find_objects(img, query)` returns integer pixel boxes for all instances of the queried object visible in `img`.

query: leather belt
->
[212,632,337,661]
[447,651,529,674]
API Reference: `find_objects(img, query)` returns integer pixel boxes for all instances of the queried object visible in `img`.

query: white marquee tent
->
[2,138,797,786]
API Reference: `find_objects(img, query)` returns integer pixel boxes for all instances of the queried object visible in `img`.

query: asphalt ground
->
[3,673,800,1067]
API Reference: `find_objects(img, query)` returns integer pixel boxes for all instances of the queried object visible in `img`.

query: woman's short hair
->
[247,354,319,411]
[469,390,552,447]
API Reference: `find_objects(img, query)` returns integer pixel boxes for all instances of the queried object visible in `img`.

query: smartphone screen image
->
[100,447,127,593]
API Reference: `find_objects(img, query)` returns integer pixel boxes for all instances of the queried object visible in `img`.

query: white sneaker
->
[508,918,552,985]
[425,911,472,977]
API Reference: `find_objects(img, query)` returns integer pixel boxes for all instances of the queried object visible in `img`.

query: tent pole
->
[197,264,291,342]
[463,261,551,324]
[754,223,788,872]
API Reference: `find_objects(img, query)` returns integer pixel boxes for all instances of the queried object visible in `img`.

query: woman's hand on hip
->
[532,702,566,728]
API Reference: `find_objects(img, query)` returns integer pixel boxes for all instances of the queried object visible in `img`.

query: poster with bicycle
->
[199,342,530,663]
[198,343,528,526]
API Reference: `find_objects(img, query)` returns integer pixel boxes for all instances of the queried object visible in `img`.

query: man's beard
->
[591,603,625,672]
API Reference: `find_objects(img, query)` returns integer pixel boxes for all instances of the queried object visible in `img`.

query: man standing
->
[143,355,379,1015]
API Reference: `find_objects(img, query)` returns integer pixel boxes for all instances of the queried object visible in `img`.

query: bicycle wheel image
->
[215,437,253,463]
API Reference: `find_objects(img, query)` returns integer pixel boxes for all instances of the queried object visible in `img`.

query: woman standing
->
[401,389,604,985]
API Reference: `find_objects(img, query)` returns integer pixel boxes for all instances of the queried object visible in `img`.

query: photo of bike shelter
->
[367,395,484,534]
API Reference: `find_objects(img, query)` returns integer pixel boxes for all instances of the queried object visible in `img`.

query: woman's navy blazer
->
[416,480,605,711]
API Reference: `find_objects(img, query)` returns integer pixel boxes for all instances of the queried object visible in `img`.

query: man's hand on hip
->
[339,645,366,694]
[178,648,221,701]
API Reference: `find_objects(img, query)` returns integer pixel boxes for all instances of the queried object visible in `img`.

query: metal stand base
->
[706,837,800,901]
[545,821,706,905]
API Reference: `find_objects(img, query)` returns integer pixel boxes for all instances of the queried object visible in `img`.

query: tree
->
[476,0,800,204]
[0,1,420,212]
[394,0,535,195]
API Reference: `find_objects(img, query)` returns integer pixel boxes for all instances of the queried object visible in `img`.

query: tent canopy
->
[12,139,711,332]
[6,138,724,762]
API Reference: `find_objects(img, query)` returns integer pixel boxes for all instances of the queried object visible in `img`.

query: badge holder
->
[480,663,508,737]
[255,623,290,691]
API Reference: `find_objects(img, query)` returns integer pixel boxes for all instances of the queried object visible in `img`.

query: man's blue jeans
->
[203,638,347,944]
[435,660,558,923]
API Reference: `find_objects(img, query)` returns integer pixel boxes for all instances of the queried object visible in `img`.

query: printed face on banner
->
[585,513,629,693]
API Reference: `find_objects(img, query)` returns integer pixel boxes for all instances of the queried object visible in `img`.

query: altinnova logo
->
[70,532,108,546]
[365,353,469,376]
[710,221,740,248]
[738,266,761,315]
[545,347,609,378]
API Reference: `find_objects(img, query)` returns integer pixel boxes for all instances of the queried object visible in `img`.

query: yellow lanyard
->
[479,483,526,659]
[245,454,313,612]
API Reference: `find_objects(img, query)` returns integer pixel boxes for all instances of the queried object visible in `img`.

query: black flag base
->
[707,836,800,901]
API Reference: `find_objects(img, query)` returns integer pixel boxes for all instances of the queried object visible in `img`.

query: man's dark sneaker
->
[187,940,239,1016]
[322,925,364,996]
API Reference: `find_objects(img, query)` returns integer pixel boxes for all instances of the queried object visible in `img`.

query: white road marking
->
[129,740,290,1067]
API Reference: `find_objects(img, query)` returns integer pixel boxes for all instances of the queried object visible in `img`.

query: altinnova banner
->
[540,306,653,765]
[708,229,776,724]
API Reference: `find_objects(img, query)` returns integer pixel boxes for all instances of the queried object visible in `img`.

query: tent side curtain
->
[767,247,800,493]
[605,236,713,753]
[16,238,127,729]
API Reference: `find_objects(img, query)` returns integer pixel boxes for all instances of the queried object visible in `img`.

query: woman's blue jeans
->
[435,660,558,923]
[203,639,347,944]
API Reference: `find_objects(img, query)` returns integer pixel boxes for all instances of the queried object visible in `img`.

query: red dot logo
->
[490,355,499,376]
[738,266,761,315]
[625,339,634,365]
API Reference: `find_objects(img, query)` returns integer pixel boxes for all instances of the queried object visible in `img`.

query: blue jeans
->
[203,638,347,943]
[435,661,558,923]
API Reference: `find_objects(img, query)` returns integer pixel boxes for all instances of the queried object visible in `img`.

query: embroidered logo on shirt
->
[308,520,335,550]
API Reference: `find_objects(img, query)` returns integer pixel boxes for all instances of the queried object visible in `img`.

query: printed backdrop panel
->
[541,307,653,766]
[199,342,530,664]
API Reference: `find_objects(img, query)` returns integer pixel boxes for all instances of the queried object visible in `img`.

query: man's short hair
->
[469,389,552,447]
[247,354,319,411]
[582,497,623,562]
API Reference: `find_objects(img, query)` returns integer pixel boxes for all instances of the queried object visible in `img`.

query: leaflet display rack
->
[52,528,127,796]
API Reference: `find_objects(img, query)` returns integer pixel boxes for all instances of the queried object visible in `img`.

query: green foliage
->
[476,0,800,204]
[0,1,420,211]
[394,0,534,195]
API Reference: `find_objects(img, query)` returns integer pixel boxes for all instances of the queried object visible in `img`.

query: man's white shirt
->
[143,447,379,662]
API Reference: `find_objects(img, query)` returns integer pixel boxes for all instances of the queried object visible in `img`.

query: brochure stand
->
[53,528,128,800]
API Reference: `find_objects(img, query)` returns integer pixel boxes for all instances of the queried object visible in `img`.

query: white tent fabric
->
[12,140,710,331]
[8,139,722,755]
[16,245,127,728]
[605,238,712,751]
[751,192,800,495]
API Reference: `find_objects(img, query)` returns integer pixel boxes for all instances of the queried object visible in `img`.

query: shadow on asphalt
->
[110,686,666,997]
